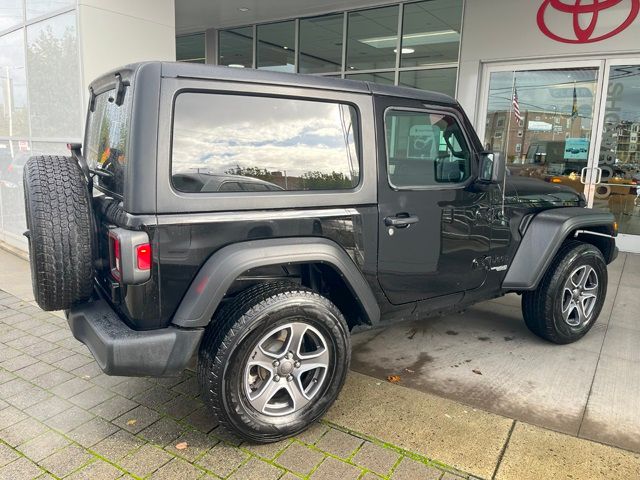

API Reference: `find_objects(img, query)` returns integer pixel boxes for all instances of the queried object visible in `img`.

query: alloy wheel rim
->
[561,265,599,327]
[244,322,330,417]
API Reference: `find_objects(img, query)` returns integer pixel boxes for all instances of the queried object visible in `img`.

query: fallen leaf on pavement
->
[126,419,137,426]
[387,375,401,384]
[472,369,482,375]
[175,442,188,450]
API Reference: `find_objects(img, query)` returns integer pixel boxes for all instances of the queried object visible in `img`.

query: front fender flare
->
[171,237,380,328]
[502,207,616,291]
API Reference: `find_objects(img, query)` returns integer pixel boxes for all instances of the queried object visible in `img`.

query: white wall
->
[78,0,176,100]
[458,0,640,125]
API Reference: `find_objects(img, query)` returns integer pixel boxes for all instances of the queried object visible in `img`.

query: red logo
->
[537,0,640,43]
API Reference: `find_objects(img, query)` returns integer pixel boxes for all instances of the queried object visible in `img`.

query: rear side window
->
[171,93,360,193]
[85,88,132,196]
[385,109,471,189]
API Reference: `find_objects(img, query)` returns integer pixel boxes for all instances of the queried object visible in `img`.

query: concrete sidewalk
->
[1,247,640,479]
[351,252,640,454]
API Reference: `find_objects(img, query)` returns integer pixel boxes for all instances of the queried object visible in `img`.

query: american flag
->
[512,87,523,123]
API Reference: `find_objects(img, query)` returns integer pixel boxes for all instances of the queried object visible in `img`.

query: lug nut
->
[274,375,280,382]
[287,375,293,382]
[294,361,301,368]
[286,352,293,360]
[273,360,280,367]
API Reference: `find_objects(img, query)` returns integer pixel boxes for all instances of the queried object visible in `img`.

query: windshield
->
[85,86,132,197]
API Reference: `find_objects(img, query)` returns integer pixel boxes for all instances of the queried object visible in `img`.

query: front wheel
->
[197,282,350,443]
[522,241,607,344]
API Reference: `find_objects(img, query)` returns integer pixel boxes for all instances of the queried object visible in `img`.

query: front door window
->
[484,68,599,195]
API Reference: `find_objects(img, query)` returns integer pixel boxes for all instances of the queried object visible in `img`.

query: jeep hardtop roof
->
[90,61,458,106]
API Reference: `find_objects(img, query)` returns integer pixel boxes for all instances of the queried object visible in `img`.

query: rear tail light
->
[108,232,121,281]
[136,243,152,271]
[107,229,151,284]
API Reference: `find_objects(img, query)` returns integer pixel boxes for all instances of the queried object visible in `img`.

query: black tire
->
[197,282,350,443]
[23,155,95,311]
[522,241,607,344]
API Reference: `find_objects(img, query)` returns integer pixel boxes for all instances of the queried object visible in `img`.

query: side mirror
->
[478,152,506,184]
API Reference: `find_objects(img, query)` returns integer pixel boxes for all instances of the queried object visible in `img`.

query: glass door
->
[481,63,603,198]
[592,62,640,253]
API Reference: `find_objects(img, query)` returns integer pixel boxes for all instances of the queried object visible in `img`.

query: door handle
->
[580,167,589,184]
[594,167,603,184]
[385,214,419,228]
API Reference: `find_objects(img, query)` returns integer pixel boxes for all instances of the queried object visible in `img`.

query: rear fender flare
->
[502,207,616,291]
[171,237,380,328]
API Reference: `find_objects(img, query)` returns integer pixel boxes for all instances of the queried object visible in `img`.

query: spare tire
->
[23,155,95,311]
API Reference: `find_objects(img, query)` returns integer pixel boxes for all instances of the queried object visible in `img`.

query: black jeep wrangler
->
[23,62,617,443]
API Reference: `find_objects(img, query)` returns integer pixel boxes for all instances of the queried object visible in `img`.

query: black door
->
[376,97,492,305]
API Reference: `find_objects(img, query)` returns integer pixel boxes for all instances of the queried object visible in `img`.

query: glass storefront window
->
[299,14,343,74]
[595,65,640,236]
[399,67,457,97]
[484,68,599,198]
[257,21,295,72]
[0,29,29,137]
[26,11,81,139]
[218,27,253,68]
[400,0,462,68]
[346,71,395,85]
[176,33,205,63]
[0,0,23,31]
[26,0,73,19]
[214,4,461,95]
[347,5,399,71]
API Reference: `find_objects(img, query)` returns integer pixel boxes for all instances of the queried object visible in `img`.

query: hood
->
[504,176,584,207]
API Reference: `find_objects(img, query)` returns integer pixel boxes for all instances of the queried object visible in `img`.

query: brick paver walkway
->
[0,289,471,480]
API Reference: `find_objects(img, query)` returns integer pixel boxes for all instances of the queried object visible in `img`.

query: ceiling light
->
[394,48,415,54]
[360,30,460,49]
[238,7,250,12]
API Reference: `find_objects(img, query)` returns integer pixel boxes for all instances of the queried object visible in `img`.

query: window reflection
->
[26,0,74,19]
[0,0,23,31]
[0,30,29,138]
[176,33,205,63]
[26,11,81,138]
[215,3,464,95]
[484,68,598,197]
[172,93,360,192]
[257,21,295,72]
[595,65,640,235]
[299,14,343,74]
[346,71,395,85]
[219,27,253,68]
[386,110,471,188]
[401,0,462,68]
[85,88,132,195]
[398,68,457,97]
[347,6,399,71]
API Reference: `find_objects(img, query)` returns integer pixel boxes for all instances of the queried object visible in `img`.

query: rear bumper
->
[66,298,203,377]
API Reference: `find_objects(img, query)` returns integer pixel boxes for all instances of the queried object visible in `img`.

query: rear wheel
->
[197,282,350,443]
[522,241,607,344]
[23,155,95,311]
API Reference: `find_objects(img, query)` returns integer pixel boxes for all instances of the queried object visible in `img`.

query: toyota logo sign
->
[537,0,640,43]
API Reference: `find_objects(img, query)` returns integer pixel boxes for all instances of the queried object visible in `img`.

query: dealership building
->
[1,0,639,252]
